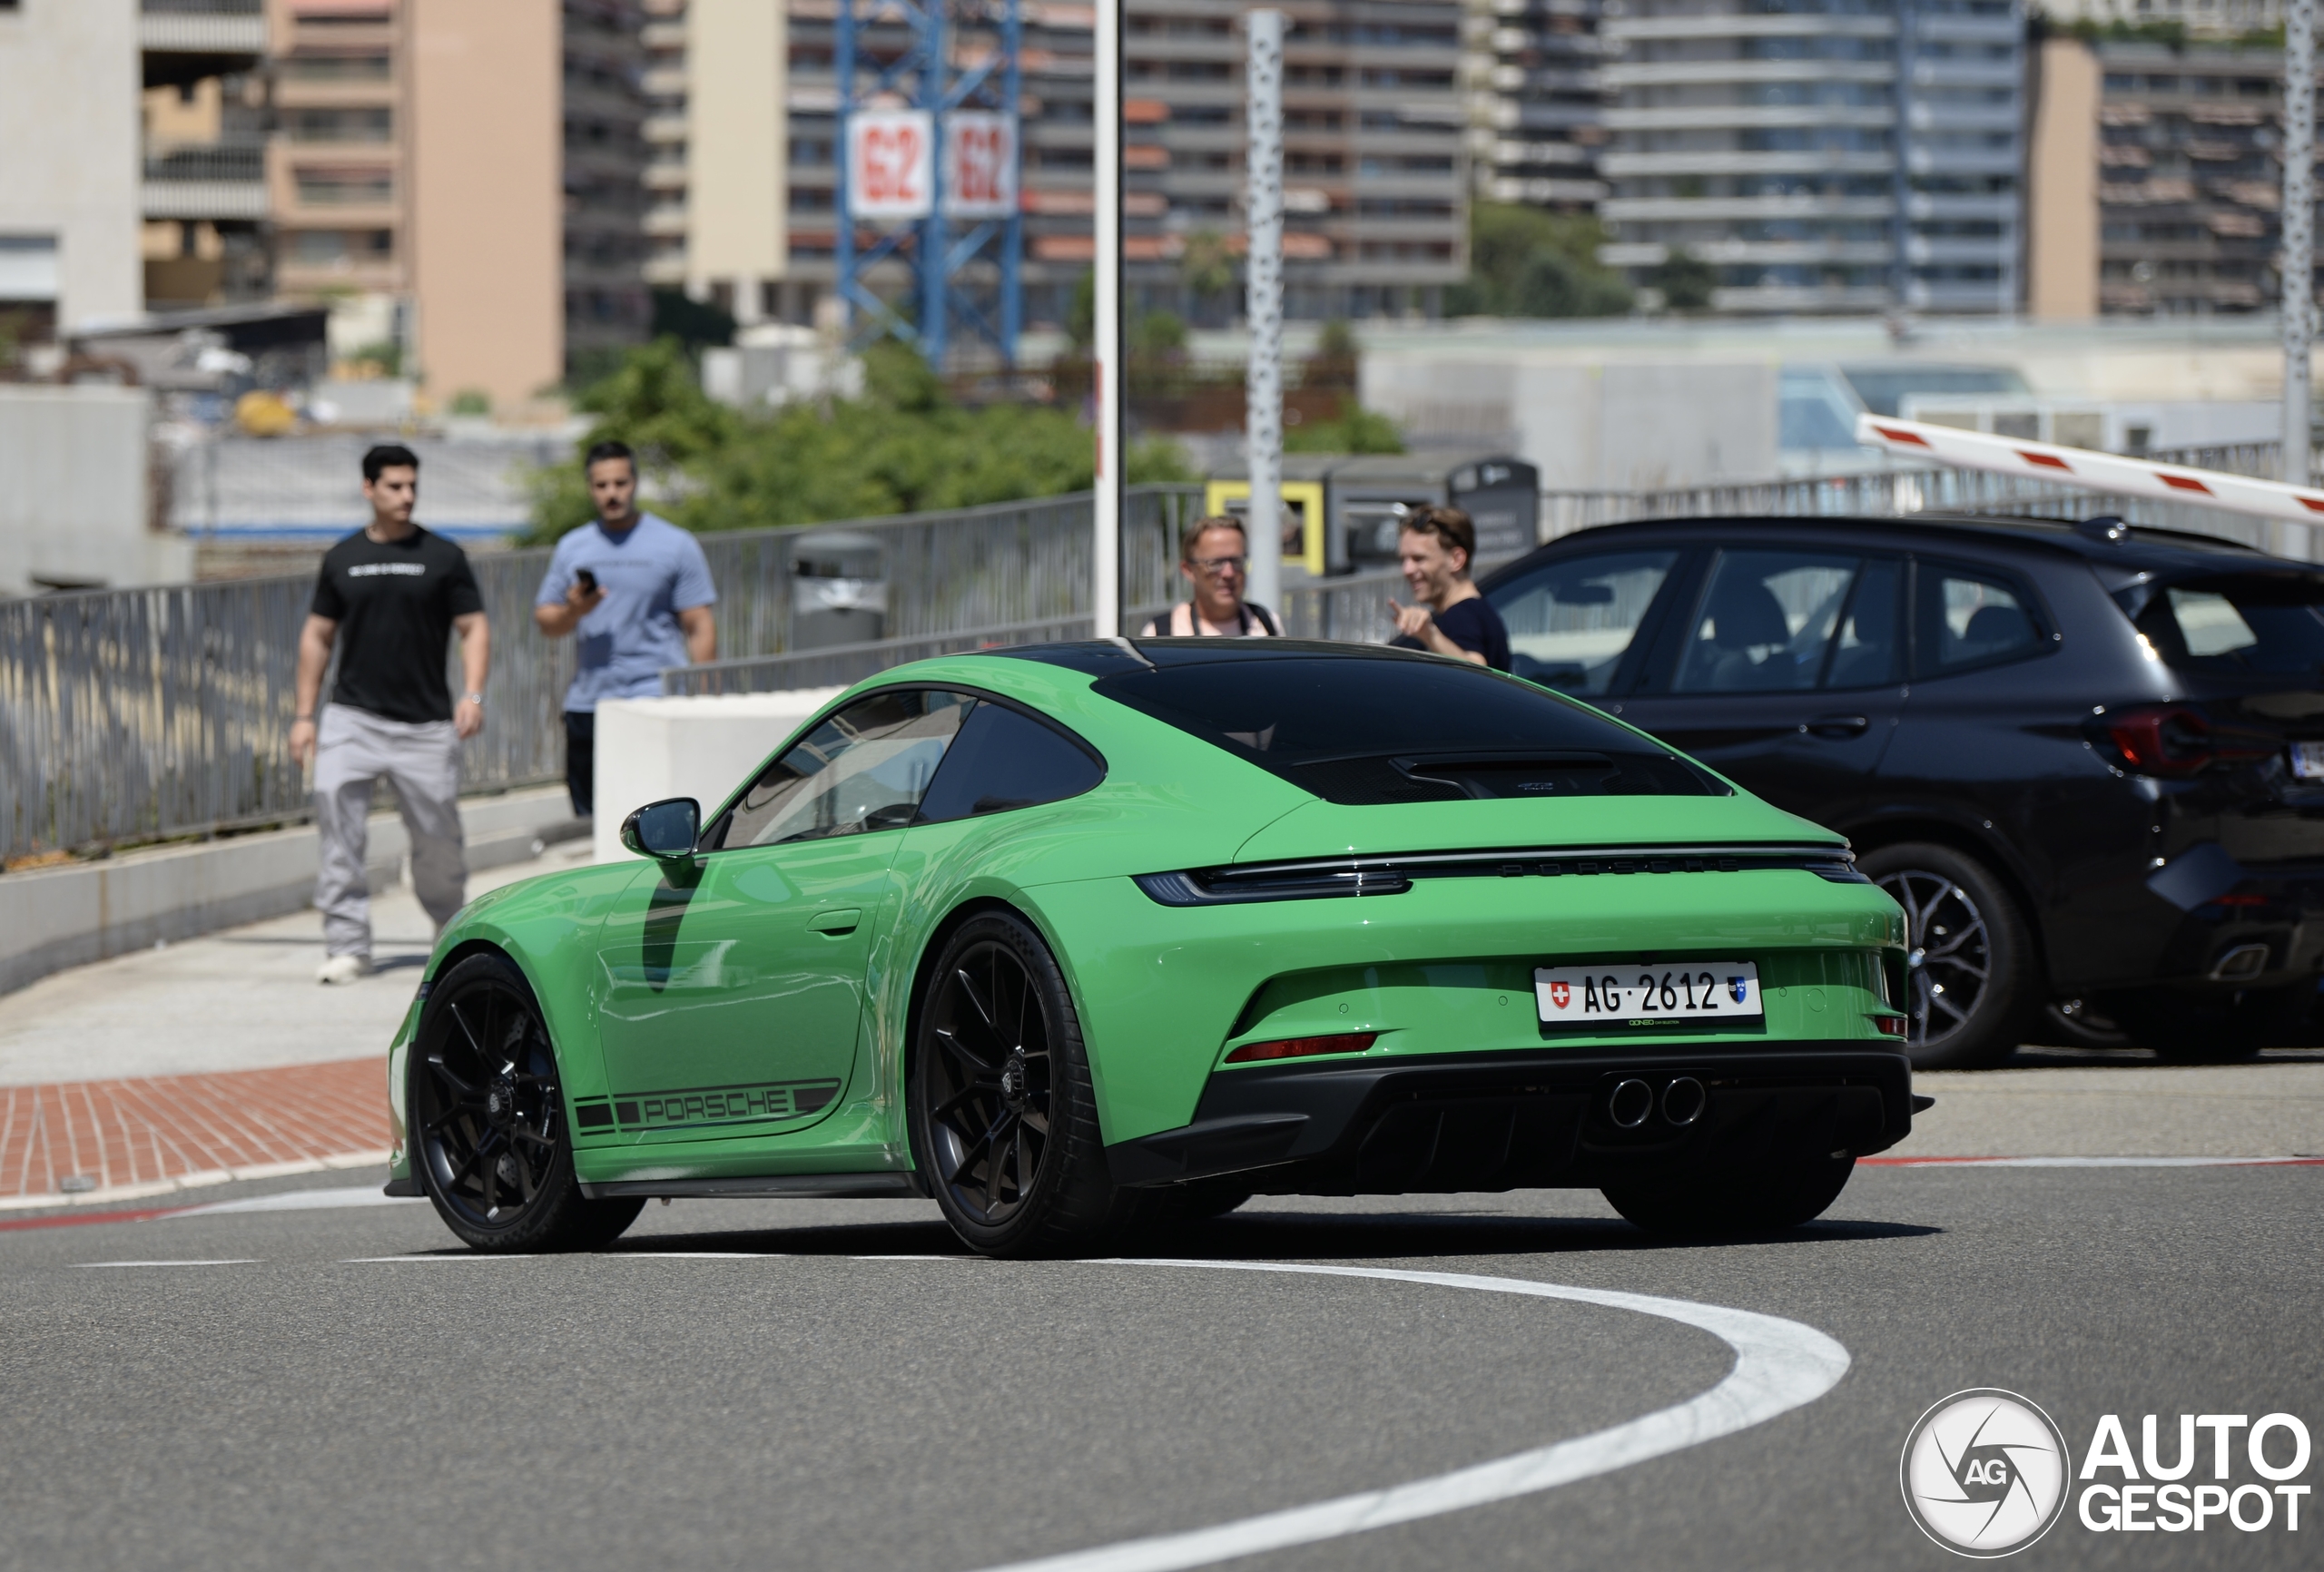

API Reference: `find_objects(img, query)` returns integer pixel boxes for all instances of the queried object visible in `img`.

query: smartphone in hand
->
[575,567,598,594]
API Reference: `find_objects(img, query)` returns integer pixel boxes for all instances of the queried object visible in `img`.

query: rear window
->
[1091,647,1726,805]
[2120,575,2324,675]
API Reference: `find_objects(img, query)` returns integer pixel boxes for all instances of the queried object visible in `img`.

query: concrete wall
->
[0,787,585,997]
[0,0,141,330]
[1362,349,1778,492]
[686,0,787,317]
[409,0,562,409]
[592,689,843,863]
[0,385,192,594]
[2027,37,2101,321]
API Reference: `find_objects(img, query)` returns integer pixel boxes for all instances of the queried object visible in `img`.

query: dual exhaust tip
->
[1608,1076,1707,1132]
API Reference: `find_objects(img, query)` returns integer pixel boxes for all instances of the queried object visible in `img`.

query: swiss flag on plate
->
[1549,980,1571,1010]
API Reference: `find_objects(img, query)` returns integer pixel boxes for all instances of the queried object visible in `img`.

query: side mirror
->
[621,797,701,860]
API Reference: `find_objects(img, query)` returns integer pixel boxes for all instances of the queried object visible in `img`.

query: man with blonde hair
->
[1388,504,1511,670]
[1140,515,1281,637]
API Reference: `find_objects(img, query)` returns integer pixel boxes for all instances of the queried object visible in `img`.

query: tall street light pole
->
[1245,9,1285,615]
[1092,0,1123,636]
[2286,0,2316,503]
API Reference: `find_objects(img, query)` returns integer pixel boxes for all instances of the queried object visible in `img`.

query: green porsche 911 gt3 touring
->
[384,638,1920,1255]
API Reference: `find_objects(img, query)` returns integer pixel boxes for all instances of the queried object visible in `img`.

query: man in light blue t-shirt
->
[533,439,717,816]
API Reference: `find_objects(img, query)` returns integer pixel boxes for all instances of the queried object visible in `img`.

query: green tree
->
[1648,248,1719,312]
[1448,202,1634,319]
[527,336,1192,542]
[1285,403,1403,455]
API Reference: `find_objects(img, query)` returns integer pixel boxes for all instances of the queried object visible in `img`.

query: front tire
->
[908,912,1141,1257]
[411,953,645,1252]
[1859,842,2038,1070]
[1602,1155,1856,1239]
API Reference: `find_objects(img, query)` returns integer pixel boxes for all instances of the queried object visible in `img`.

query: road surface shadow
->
[602,1209,1940,1263]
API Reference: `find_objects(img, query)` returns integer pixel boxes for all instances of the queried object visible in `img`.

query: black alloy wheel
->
[1859,842,2037,1070]
[909,912,1143,1256]
[412,953,644,1252]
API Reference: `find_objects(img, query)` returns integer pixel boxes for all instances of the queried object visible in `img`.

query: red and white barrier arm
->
[1855,412,2324,527]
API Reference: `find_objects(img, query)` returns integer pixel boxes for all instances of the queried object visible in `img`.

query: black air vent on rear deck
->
[1275,751,1723,806]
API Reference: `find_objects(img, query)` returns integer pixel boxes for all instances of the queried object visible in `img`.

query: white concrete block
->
[592,688,845,863]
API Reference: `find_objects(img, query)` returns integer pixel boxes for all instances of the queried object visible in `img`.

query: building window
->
[279,54,392,82]
[294,168,394,206]
[283,107,393,143]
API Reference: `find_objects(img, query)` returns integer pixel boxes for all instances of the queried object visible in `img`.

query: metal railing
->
[663,616,1099,696]
[0,486,1203,861]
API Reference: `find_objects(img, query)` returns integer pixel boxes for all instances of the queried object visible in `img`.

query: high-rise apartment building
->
[645,1,1469,339]
[263,0,646,403]
[2026,35,2303,318]
[3,0,273,336]
[1464,0,1612,209]
[1596,0,2024,315]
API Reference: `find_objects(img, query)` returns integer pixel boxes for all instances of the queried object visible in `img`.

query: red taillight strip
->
[1223,1032,1378,1065]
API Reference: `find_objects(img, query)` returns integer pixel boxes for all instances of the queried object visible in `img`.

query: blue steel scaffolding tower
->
[834,0,1023,369]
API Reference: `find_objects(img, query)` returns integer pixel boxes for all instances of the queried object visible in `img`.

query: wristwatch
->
[461,693,485,706]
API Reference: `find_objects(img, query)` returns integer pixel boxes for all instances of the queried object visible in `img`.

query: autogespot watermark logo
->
[1900,1390,2073,1557]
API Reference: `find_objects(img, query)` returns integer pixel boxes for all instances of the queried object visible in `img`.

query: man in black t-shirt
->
[1386,505,1512,671]
[290,444,491,985]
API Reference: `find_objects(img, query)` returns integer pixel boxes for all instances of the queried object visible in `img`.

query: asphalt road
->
[2,1159,2317,1572]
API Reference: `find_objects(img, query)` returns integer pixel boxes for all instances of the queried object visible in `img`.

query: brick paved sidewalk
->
[0,1058,390,1204]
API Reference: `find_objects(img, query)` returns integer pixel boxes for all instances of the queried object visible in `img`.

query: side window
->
[1823,557,1904,689]
[1673,549,1861,693]
[704,689,972,850]
[1486,548,1679,694]
[1915,563,2045,676]
[917,702,1105,823]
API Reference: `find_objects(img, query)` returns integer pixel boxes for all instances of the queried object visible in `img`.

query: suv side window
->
[916,702,1105,823]
[1915,561,2047,677]
[1672,549,1865,693]
[1485,548,1680,695]
[703,688,973,850]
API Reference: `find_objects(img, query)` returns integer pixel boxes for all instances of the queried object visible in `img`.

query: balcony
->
[143,139,268,221]
[140,0,267,89]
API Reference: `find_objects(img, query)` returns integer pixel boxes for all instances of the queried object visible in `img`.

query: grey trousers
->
[312,703,467,958]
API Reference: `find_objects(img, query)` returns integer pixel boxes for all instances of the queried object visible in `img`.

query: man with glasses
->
[1140,516,1281,637]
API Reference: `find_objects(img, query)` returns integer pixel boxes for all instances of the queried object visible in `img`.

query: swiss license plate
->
[2291,742,2324,781]
[1534,961,1762,1025]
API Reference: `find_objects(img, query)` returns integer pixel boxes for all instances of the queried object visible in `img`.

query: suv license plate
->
[2292,742,2324,781]
[1535,962,1762,1024]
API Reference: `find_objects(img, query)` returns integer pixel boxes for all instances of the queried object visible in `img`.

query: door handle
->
[808,908,862,936]
[1804,714,1870,738]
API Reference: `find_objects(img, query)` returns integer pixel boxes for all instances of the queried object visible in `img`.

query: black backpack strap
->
[1248,602,1281,637]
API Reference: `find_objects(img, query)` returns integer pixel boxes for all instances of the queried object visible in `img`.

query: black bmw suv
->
[1480,514,2324,1067]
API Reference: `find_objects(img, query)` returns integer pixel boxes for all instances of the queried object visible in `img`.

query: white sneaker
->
[316,953,371,986]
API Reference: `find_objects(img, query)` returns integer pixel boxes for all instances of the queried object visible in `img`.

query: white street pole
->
[1092,0,1123,636]
[2286,0,2315,501]
[1245,9,1285,614]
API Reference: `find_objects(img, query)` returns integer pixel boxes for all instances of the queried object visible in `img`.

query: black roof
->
[1488,512,2308,581]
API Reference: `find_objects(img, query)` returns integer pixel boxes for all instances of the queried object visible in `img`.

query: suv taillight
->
[2102,705,2269,777]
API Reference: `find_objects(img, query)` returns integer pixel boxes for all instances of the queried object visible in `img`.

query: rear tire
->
[908,912,1143,1257]
[411,953,645,1253]
[1859,842,2038,1070]
[2113,983,2309,1063]
[1603,1155,1856,1239]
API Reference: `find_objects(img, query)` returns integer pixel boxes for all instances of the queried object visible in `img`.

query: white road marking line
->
[962,1259,1851,1572]
[1864,1155,2324,1168]
[172,1185,427,1216]
[73,1259,260,1268]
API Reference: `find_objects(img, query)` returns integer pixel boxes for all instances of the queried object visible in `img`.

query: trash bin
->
[790,528,888,649]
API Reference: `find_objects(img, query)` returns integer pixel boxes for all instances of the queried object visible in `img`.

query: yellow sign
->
[1202,480,1326,577]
